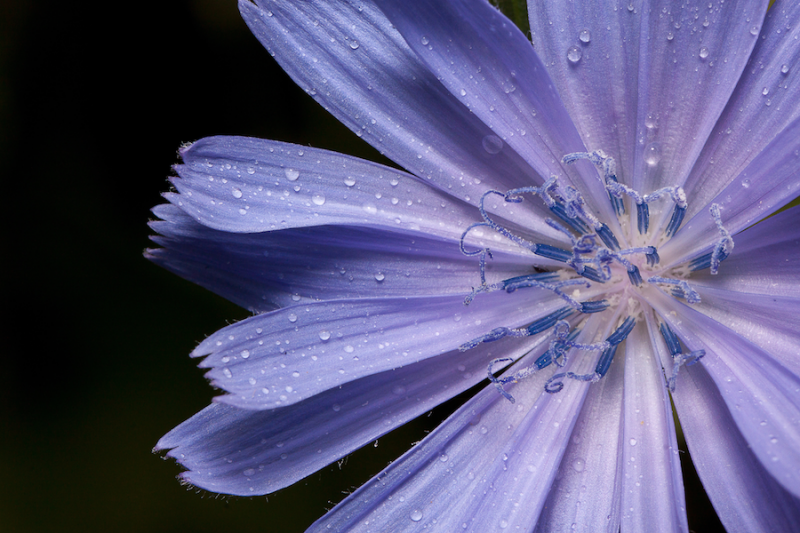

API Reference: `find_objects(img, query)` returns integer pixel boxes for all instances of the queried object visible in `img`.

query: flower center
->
[459,150,733,399]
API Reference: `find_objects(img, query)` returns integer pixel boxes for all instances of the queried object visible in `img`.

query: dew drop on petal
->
[319,330,331,341]
[579,29,591,43]
[375,272,385,282]
[232,188,243,199]
[781,64,790,75]
[643,142,661,166]
[630,438,637,446]
[343,176,356,187]
[312,194,326,206]
[666,32,674,41]
[573,458,586,472]
[567,45,582,63]
[410,510,423,522]
[284,168,299,181]
[762,87,769,96]
[332,404,341,412]
[420,36,429,45]
[349,40,359,50]
[240,349,250,359]
[288,313,297,323]
[750,25,760,36]
[482,135,503,154]
[699,47,709,59]
[243,468,255,477]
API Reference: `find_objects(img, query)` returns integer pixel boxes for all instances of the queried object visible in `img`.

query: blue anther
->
[606,316,636,345]
[549,202,591,234]
[580,266,606,283]
[646,247,660,267]
[594,345,618,378]
[636,202,650,234]
[658,322,682,355]
[501,271,560,289]
[595,223,621,251]
[647,276,701,304]
[580,300,610,314]
[526,307,576,335]
[487,358,517,402]
[665,205,686,237]
[606,174,625,216]
[534,244,573,263]
[627,265,643,287]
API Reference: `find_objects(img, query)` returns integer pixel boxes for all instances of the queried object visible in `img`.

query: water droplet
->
[481,135,503,154]
[319,330,331,341]
[349,40,360,50]
[288,313,297,323]
[312,194,326,206]
[284,168,299,181]
[439,454,449,462]
[770,437,778,444]
[344,345,354,353]
[699,47,709,59]
[246,167,255,175]
[629,438,637,446]
[222,368,232,378]
[243,468,255,476]
[291,371,300,378]
[374,272,385,282]
[643,142,661,166]
[240,349,250,359]
[579,29,591,43]
[573,458,585,472]
[460,88,467,97]
[232,187,243,198]
[702,19,710,28]
[644,113,657,129]
[567,45,582,63]
[750,25,760,36]
[781,64,790,75]
[499,520,509,529]
[332,404,341,412]
[741,178,751,188]
[420,36,429,45]
[627,3,634,12]
[666,32,674,41]
[410,510,423,522]
[762,87,769,96]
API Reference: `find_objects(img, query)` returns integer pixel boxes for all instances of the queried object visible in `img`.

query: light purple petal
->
[156,330,551,496]
[534,333,625,533]
[648,288,800,497]
[195,288,607,410]
[168,136,566,248]
[661,117,800,266]
[148,204,538,312]
[375,0,620,225]
[527,1,642,190]
[308,315,609,532]
[238,0,551,207]
[682,0,800,220]
[621,321,687,533]
[672,358,800,532]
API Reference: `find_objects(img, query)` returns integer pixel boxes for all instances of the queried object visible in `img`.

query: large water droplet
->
[312,193,326,206]
[666,32,674,41]
[567,45,582,63]
[573,458,586,472]
[344,176,356,187]
[410,510,423,522]
[284,168,299,181]
[781,64,790,75]
[349,40,360,50]
[629,438,637,446]
[243,468,255,477]
[232,187,243,198]
[420,36,429,45]
[762,87,769,96]
[482,135,503,154]
[643,142,661,166]
[288,313,297,323]
[375,272,385,282]
[240,349,250,359]
[579,29,591,43]
[319,330,331,341]
[750,25,760,36]
[699,47,709,59]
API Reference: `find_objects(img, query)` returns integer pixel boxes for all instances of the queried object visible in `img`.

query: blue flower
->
[149,0,800,530]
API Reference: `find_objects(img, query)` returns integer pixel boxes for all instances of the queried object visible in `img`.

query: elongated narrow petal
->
[534,338,625,533]
[238,0,550,211]
[156,330,551,496]
[195,289,607,410]
[672,361,800,532]
[168,136,565,246]
[682,0,800,219]
[649,289,800,497]
[375,0,619,225]
[148,204,539,312]
[620,323,687,533]
[308,315,607,533]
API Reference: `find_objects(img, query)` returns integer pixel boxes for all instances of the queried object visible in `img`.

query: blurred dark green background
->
[2,1,723,532]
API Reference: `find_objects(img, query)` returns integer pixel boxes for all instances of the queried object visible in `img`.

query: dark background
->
[2,1,724,531]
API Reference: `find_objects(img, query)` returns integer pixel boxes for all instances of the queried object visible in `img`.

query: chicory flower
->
[149,0,800,531]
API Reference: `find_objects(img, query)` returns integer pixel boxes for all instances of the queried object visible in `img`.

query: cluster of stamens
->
[458,150,732,400]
